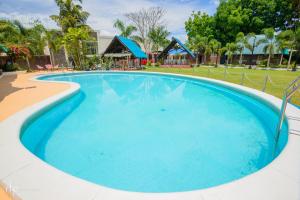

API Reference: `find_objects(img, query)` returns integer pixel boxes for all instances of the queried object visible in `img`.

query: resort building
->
[103,36,147,68]
[157,37,195,67]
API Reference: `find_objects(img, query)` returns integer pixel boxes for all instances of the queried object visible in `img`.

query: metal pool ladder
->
[275,76,300,148]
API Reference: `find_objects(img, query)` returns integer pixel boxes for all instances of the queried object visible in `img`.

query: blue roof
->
[158,37,195,59]
[168,48,188,55]
[173,37,195,58]
[117,36,147,59]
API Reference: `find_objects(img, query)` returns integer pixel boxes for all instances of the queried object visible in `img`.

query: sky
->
[0,0,219,41]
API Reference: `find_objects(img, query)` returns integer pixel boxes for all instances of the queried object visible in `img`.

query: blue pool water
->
[21,72,288,192]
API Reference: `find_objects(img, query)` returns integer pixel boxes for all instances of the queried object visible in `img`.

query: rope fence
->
[191,67,300,105]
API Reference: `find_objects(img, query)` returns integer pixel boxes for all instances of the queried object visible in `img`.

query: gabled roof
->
[104,36,147,59]
[158,37,195,59]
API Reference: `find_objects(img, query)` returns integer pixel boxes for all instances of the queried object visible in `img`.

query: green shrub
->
[146,61,152,67]
[3,62,18,72]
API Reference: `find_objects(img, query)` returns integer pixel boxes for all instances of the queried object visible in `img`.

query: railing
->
[275,76,300,149]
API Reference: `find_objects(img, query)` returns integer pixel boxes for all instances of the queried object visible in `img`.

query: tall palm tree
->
[225,43,237,65]
[244,33,265,69]
[45,30,62,66]
[50,0,89,32]
[50,0,90,66]
[235,32,246,65]
[209,39,221,67]
[148,26,169,52]
[113,19,137,38]
[260,28,276,68]
[276,32,289,66]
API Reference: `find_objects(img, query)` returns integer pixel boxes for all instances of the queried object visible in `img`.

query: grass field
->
[145,66,300,106]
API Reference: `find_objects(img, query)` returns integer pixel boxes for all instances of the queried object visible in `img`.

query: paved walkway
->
[0,71,69,199]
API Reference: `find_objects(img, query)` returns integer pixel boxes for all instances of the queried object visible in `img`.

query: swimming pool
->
[21,72,288,193]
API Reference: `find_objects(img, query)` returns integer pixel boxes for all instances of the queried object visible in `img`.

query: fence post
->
[223,68,227,80]
[240,72,245,85]
[262,75,269,92]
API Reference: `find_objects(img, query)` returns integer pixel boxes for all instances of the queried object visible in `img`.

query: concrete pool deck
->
[0,71,70,200]
[0,71,300,200]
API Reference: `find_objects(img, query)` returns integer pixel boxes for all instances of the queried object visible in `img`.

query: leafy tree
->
[113,19,137,38]
[0,19,46,70]
[148,26,170,52]
[125,7,166,53]
[51,0,90,66]
[61,26,92,69]
[214,0,276,44]
[185,11,215,40]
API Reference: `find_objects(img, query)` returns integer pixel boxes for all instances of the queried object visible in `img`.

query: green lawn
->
[145,67,300,106]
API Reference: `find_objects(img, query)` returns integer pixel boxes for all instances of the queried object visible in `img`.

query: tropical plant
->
[50,0,89,32]
[260,28,276,68]
[235,32,246,65]
[61,26,92,69]
[188,36,210,65]
[209,39,222,67]
[113,19,137,38]
[148,26,169,52]
[244,33,264,68]
[51,0,90,66]
[45,30,63,66]
[225,42,237,65]
[276,31,289,66]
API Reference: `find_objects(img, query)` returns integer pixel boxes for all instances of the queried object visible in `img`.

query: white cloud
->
[0,0,217,41]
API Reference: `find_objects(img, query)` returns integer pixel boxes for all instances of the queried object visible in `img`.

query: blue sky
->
[0,0,218,41]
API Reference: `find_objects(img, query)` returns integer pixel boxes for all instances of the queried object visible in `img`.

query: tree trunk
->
[196,52,199,66]
[215,53,219,67]
[63,45,70,67]
[239,52,243,65]
[267,53,271,68]
[288,50,293,68]
[26,56,31,72]
[49,49,56,66]
[279,53,283,66]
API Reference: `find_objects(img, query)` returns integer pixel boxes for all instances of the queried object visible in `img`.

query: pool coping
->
[0,71,299,200]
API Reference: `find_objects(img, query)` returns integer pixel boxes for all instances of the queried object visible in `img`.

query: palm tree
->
[188,35,206,65]
[45,30,62,66]
[50,0,90,66]
[0,20,45,70]
[148,26,169,52]
[235,32,246,65]
[260,28,276,68]
[276,32,289,66]
[113,19,137,38]
[244,33,265,69]
[225,43,237,65]
[50,0,89,32]
[209,39,222,67]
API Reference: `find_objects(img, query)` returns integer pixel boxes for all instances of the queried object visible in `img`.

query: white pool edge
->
[0,71,299,200]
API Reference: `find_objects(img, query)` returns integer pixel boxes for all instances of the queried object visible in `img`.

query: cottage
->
[103,36,147,68]
[158,37,195,67]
